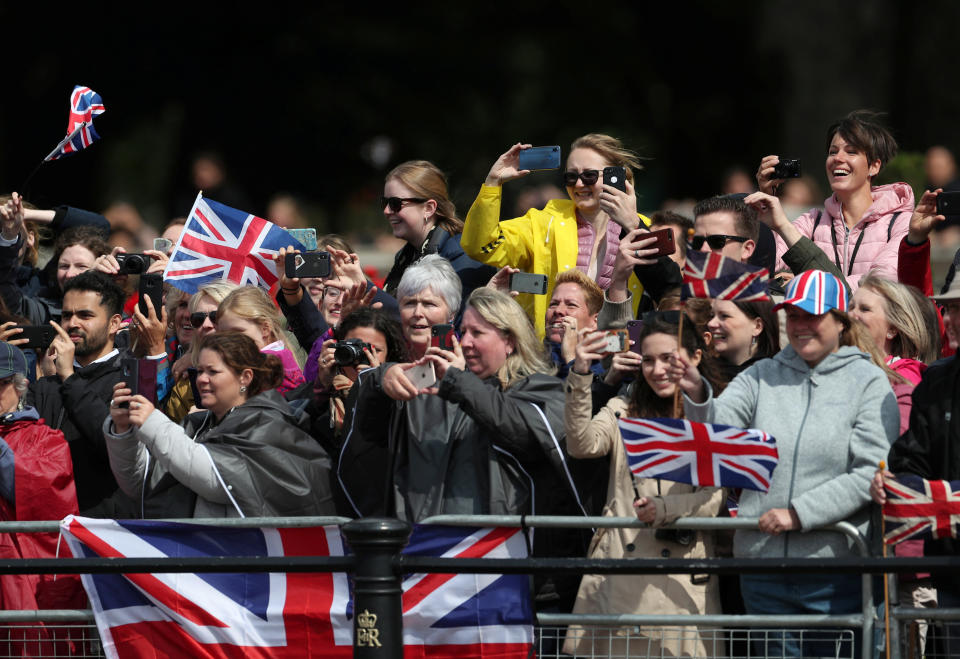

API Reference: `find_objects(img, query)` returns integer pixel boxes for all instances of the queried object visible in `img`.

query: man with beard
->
[27,271,128,513]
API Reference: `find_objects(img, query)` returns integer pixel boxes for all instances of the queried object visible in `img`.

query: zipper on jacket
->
[783,375,815,557]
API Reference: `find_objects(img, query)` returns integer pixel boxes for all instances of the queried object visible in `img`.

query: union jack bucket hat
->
[773,270,847,315]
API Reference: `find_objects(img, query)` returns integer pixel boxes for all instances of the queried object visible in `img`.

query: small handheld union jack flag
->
[883,474,960,545]
[619,416,779,492]
[44,86,106,162]
[681,249,770,302]
[163,193,305,295]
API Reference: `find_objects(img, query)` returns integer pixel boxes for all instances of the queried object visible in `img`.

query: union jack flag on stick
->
[619,416,779,492]
[163,193,304,295]
[681,249,770,301]
[883,475,960,545]
[44,85,106,161]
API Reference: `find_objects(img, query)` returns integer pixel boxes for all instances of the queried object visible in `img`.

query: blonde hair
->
[465,288,555,388]
[554,269,603,315]
[842,315,906,384]
[859,274,938,363]
[217,286,290,347]
[386,160,463,235]
[569,133,643,183]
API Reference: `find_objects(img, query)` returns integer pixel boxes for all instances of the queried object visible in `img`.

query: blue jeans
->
[740,573,862,657]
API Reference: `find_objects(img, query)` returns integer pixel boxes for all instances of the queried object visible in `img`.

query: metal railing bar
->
[536,612,866,627]
[0,516,352,533]
[0,610,95,622]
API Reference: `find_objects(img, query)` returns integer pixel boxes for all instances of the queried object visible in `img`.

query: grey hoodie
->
[685,345,899,559]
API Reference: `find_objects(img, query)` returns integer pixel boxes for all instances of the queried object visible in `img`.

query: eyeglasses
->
[689,234,749,251]
[189,311,217,328]
[382,196,427,212]
[562,169,601,187]
[323,286,345,300]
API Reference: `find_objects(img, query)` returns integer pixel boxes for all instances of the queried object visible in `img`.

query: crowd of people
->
[0,109,958,657]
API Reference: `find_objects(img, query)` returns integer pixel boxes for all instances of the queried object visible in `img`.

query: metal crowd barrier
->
[0,515,956,659]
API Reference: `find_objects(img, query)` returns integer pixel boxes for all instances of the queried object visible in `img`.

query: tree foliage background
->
[3,2,960,238]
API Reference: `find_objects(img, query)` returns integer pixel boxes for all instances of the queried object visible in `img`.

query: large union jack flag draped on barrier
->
[163,194,304,294]
[619,416,779,492]
[44,86,106,161]
[681,249,770,301]
[883,475,960,545]
[60,517,533,659]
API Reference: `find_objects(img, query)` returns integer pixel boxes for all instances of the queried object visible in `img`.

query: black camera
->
[115,253,154,275]
[771,159,801,180]
[333,338,372,367]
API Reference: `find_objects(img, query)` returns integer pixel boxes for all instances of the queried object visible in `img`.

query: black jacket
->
[27,351,125,511]
[888,355,960,592]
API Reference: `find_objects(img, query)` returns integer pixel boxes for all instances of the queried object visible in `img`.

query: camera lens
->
[333,343,363,367]
[121,255,146,274]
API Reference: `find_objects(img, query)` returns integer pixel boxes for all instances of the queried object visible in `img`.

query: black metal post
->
[342,518,411,659]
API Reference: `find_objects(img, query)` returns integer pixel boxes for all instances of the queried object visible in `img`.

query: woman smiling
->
[758,111,913,291]
[104,332,334,518]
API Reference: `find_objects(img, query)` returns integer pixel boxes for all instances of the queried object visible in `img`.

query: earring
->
[17,398,23,411]
[239,385,247,393]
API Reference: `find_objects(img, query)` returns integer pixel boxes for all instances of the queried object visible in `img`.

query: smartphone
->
[626,320,643,355]
[517,146,561,172]
[283,228,318,251]
[600,329,629,353]
[509,272,548,295]
[645,227,677,257]
[407,362,437,390]
[13,325,56,351]
[138,274,164,319]
[771,159,801,179]
[285,251,332,279]
[937,191,960,215]
[120,358,158,407]
[603,166,627,193]
[187,367,205,409]
[430,324,455,351]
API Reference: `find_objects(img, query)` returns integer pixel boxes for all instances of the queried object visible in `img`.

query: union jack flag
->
[163,194,304,294]
[44,86,106,161]
[681,249,770,301]
[883,475,960,545]
[619,417,779,492]
[60,517,533,659]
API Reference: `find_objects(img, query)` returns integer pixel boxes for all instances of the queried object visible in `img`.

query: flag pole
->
[672,306,685,418]
[880,460,891,659]
[21,123,88,194]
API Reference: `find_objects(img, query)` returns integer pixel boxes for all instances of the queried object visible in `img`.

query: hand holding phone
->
[509,272,548,295]
[407,362,437,390]
[603,166,627,193]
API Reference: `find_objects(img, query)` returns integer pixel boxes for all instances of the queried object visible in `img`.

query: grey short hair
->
[396,254,462,317]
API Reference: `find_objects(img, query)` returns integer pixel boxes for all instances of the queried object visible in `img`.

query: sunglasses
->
[382,196,427,212]
[562,169,601,187]
[189,311,217,328]
[323,286,345,300]
[689,234,749,251]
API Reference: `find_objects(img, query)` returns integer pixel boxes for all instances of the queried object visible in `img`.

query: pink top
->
[261,341,306,394]
[575,212,620,290]
[773,183,914,292]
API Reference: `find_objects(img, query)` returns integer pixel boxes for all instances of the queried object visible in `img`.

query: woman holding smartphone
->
[757,110,913,292]
[462,134,679,339]
[562,313,725,658]
[380,160,493,316]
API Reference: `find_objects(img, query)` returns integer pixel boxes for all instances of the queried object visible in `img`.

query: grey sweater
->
[685,345,899,559]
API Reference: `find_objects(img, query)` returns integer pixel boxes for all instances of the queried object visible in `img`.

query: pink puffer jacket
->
[774,182,914,291]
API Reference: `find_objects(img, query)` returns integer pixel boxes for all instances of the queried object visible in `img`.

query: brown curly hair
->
[196,331,282,397]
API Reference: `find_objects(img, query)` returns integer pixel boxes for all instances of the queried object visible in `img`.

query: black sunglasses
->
[562,169,601,187]
[189,311,217,328]
[382,196,427,212]
[689,234,749,251]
